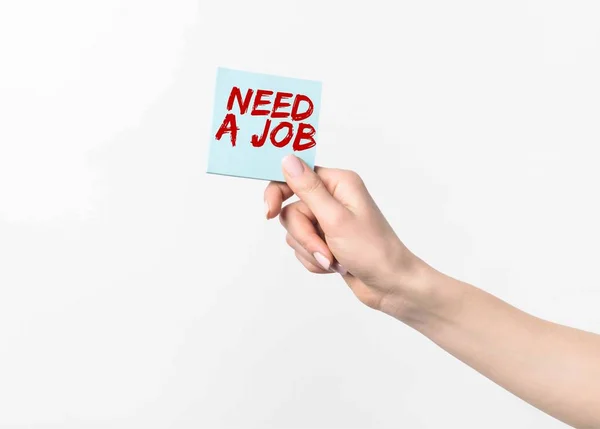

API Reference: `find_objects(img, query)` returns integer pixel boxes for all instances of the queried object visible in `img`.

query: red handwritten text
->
[215,87,316,151]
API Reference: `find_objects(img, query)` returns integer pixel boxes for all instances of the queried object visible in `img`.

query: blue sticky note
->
[207,67,322,182]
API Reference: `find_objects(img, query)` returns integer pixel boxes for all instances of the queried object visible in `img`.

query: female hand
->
[265,155,600,429]
[264,154,427,314]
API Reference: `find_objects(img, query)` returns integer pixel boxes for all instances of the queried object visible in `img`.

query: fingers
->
[295,250,330,274]
[280,155,349,230]
[264,163,363,221]
[286,232,347,275]
[287,236,330,274]
[280,201,334,270]
[264,181,293,219]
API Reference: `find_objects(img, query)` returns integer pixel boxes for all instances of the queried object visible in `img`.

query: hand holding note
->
[264,155,422,311]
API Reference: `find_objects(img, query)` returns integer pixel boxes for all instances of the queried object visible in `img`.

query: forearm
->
[387,263,600,428]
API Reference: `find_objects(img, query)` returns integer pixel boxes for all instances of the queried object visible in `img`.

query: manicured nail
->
[282,154,304,177]
[331,261,347,275]
[313,252,331,271]
[264,201,270,219]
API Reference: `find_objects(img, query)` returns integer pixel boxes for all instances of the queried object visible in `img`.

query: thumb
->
[281,154,347,227]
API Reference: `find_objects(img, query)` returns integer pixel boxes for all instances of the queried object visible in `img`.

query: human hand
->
[266,159,600,429]
[264,154,427,314]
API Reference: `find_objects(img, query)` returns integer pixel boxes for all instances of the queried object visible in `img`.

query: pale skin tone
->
[264,154,600,429]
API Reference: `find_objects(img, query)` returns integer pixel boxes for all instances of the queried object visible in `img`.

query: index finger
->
[264,181,294,219]
[264,165,343,219]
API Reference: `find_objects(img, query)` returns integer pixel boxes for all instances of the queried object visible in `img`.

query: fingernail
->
[331,261,347,275]
[264,201,270,219]
[313,252,331,271]
[282,155,304,177]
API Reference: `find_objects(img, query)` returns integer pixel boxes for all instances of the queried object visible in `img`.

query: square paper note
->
[207,67,322,182]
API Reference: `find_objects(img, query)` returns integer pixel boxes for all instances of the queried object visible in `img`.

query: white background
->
[1,1,599,428]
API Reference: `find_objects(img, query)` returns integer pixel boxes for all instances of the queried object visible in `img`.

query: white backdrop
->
[1,1,599,428]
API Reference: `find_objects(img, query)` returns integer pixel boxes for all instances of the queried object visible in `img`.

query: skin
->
[264,154,600,429]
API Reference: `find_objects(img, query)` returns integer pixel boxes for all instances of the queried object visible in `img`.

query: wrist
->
[378,256,466,332]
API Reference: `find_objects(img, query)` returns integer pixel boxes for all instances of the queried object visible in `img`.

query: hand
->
[264,154,425,313]
[267,156,600,429]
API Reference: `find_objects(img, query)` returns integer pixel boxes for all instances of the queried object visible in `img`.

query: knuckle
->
[285,233,294,248]
[344,170,365,187]
[326,208,350,228]
[295,234,310,252]
[294,250,303,263]
[279,205,291,225]
[300,176,324,195]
